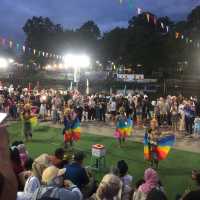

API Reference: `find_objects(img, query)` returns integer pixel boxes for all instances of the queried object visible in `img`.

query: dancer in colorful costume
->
[144,117,175,169]
[114,107,133,147]
[63,107,81,148]
[22,104,38,141]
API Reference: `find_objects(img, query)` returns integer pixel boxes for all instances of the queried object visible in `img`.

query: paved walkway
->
[41,121,200,154]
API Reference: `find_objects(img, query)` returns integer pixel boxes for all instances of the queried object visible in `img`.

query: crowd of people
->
[1,133,199,200]
[1,84,200,137]
[1,83,200,200]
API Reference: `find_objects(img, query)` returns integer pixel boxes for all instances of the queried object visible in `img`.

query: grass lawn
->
[8,122,200,200]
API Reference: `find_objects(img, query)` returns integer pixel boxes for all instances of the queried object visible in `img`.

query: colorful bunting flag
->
[0,35,62,60]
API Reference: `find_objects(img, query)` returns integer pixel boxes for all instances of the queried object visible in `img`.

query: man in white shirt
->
[110,97,117,121]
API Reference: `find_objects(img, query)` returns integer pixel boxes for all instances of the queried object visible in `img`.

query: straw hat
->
[42,166,66,184]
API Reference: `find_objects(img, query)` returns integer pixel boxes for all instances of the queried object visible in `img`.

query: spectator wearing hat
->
[32,166,82,200]
[32,148,65,182]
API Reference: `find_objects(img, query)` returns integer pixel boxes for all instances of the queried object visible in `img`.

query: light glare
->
[64,54,90,68]
[8,58,14,63]
[0,58,8,68]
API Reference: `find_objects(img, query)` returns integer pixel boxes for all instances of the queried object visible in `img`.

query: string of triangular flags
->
[136,7,200,48]
[0,36,63,60]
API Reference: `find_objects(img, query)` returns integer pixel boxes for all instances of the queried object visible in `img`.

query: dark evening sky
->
[0,0,199,41]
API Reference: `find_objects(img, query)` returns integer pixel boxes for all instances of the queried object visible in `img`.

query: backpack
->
[32,186,60,200]
[146,188,167,200]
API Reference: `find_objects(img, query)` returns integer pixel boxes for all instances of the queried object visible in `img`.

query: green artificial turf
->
[8,122,200,199]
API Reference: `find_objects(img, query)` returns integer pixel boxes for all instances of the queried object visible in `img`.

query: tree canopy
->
[21,5,200,77]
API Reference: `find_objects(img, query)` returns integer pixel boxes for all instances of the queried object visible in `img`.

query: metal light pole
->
[86,79,89,95]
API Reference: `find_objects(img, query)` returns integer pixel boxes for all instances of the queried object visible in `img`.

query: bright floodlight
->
[0,58,8,68]
[64,54,90,68]
[8,58,14,63]
[46,65,52,70]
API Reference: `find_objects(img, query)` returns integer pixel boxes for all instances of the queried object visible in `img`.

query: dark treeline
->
[20,5,200,77]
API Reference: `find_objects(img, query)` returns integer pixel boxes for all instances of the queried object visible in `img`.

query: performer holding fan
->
[63,107,81,148]
[144,117,175,169]
[22,103,38,141]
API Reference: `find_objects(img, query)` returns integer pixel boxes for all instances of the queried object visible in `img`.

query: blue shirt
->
[184,107,195,119]
[64,163,89,189]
